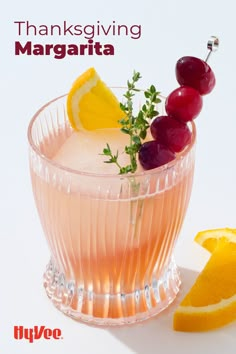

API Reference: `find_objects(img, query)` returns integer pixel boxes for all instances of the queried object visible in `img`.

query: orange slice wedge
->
[194,227,236,253]
[173,228,236,332]
[67,67,125,131]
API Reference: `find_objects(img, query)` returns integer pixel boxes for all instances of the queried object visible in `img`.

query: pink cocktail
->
[28,94,196,325]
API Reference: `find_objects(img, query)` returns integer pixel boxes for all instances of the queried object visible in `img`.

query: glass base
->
[43,257,181,326]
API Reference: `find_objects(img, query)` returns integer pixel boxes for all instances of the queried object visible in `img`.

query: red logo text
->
[14,326,63,343]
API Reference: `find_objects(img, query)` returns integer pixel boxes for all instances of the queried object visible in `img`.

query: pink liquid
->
[30,127,194,319]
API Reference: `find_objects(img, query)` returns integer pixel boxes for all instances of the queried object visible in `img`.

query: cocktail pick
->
[205,36,219,62]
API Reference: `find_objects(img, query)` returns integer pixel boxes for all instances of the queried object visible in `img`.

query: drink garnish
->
[67,36,219,174]
[101,71,162,174]
[173,228,236,332]
[66,67,124,130]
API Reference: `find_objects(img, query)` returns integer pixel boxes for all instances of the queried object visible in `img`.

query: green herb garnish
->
[101,71,161,174]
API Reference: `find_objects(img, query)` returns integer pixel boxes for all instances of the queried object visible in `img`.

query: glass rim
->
[27,93,197,179]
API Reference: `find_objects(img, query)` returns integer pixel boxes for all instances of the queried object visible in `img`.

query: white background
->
[1,0,236,353]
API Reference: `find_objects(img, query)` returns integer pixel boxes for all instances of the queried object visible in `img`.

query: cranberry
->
[165,86,203,123]
[176,56,215,95]
[150,115,192,152]
[138,141,176,170]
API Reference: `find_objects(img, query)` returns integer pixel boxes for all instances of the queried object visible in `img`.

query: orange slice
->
[67,67,125,130]
[195,227,236,253]
[173,228,236,332]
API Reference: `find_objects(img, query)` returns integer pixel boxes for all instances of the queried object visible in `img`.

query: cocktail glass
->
[28,91,196,326]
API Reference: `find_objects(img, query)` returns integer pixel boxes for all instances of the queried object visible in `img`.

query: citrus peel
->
[173,228,236,332]
[66,67,124,131]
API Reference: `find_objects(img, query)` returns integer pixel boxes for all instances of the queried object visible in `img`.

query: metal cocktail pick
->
[205,36,219,62]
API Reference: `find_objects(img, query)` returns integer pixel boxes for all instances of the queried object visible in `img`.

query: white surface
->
[1,0,236,353]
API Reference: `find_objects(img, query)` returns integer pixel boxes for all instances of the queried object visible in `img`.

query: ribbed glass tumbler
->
[28,95,196,326]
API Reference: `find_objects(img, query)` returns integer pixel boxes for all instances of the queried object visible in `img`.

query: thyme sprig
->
[102,71,161,174]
